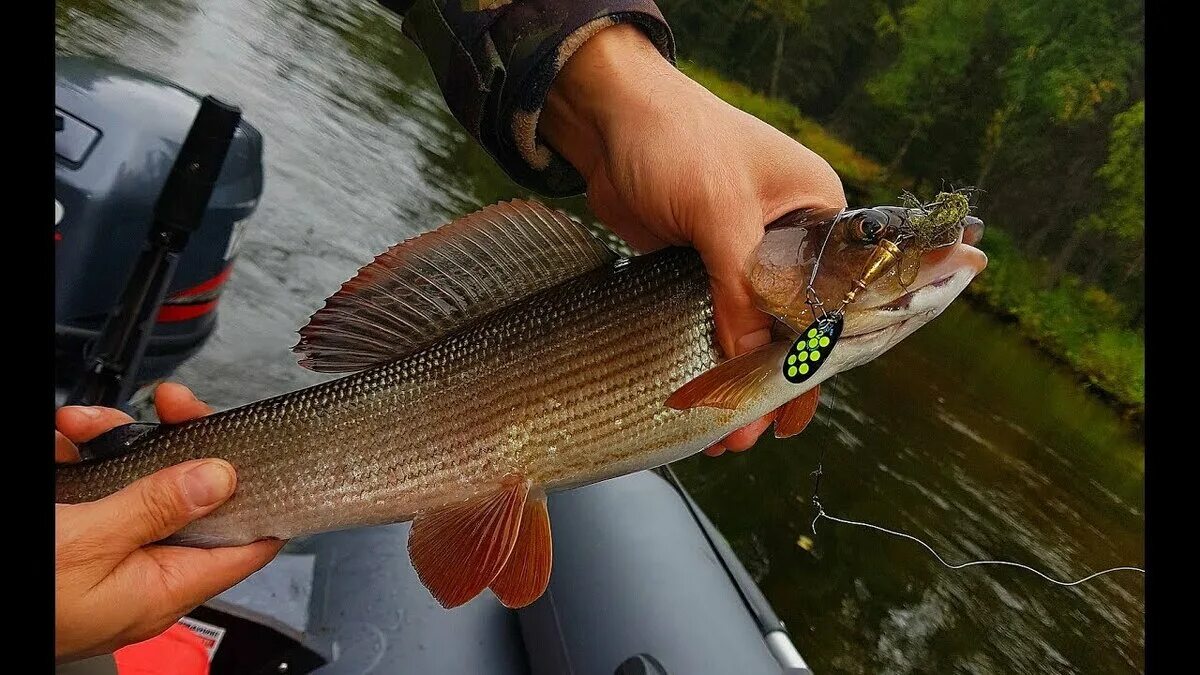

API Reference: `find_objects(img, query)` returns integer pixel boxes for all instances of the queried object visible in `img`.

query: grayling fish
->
[56,199,986,608]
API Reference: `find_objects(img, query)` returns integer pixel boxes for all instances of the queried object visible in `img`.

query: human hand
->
[55,383,283,663]
[542,24,847,456]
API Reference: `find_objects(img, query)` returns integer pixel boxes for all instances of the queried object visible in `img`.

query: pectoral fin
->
[408,477,530,608]
[489,494,553,608]
[774,386,820,438]
[666,342,789,411]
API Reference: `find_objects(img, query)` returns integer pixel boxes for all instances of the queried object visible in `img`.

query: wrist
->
[542,22,681,180]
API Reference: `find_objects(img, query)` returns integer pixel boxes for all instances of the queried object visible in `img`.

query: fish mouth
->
[872,273,960,313]
[842,314,925,342]
[841,243,987,341]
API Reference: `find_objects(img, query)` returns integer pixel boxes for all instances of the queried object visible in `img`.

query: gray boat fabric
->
[518,471,784,675]
[211,471,791,674]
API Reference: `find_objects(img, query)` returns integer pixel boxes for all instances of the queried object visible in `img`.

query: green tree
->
[985,0,1143,261]
[1000,0,1142,126]
[751,0,823,99]
[864,0,991,176]
[1067,100,1144,287]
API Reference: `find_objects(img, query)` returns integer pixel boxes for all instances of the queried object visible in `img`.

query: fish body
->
[58,249,752,543]
[56,199,986,608]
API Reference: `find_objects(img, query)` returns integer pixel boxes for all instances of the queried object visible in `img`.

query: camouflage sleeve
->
[377,0,675,197]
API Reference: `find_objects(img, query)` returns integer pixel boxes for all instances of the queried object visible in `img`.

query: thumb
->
[710,277,774,357]
[84,459,237,552]
[694,211,774,357]
[695,211,777,454]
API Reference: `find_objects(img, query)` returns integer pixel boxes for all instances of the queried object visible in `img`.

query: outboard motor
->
[55,55,263,407]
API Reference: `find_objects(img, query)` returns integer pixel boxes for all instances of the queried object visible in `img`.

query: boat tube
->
[206,470,813,674]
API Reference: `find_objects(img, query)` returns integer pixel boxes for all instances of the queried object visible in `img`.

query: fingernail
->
[161,381,198,401]
[181,461,235,508]
[74,407,101,419]
[735,328,772,354]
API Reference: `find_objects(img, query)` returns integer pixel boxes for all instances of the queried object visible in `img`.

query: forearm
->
[541,23,682,182]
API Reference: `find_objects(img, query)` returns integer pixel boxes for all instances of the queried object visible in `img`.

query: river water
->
[56,1,1145,672]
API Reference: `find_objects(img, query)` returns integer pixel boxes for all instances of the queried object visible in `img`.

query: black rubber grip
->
[153,95,242,240]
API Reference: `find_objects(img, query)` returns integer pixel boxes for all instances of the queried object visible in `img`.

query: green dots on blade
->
[785,314,843,384]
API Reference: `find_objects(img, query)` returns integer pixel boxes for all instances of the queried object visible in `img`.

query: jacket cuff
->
[398,1,674,196]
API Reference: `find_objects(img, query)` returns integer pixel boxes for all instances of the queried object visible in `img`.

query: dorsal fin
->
[295,200,617,372]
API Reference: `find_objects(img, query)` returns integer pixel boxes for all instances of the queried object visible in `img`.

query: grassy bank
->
[680,62,897,202]
[683,61,1145,418]
[964,229,1144,418]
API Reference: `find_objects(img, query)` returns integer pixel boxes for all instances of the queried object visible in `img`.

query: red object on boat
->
[113,623,209,675]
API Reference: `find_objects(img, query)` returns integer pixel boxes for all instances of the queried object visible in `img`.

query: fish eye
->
[848,210,888,244]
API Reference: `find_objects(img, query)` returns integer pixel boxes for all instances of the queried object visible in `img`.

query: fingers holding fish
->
[56,432,82,464]
[142,539,284,616]
[55,383,213,463]
[55,453,281,662]
[153,382,215,423]
[704,442,727,457]
[692,209,775,453]
[55,405,135,444]
[722,411,776,452]
[80,459,239,553]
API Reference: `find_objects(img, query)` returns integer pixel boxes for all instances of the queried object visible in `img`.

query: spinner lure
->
[785,237,903,385]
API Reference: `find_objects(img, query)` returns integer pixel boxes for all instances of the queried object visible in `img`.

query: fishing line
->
[787,196,1142,586]
[803,209,839,319]
[806,479,1145,588]
[808,507,1145,587]
[795,196,1143,588]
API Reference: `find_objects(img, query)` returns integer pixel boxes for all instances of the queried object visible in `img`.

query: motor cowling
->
[55,55,264,402]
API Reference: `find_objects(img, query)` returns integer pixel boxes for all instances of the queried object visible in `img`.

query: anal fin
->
[408,477,530,608]
[489,494,553,608]
[666,342,789,411]
[774,386,820,438]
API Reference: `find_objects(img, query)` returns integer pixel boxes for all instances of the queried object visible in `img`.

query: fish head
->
[747,200,987,370]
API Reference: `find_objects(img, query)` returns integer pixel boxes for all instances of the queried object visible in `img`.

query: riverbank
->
[681,62,1145,418]
[962,228,1144,421]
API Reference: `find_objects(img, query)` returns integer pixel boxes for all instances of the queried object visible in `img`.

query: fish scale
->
[55,247,743,546]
